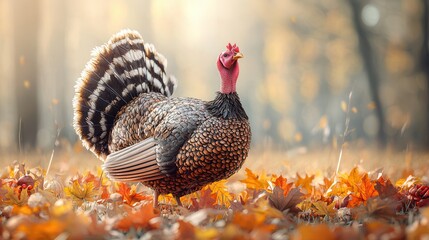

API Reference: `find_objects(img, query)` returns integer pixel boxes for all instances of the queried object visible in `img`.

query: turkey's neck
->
[217,59,239,94]
[205,92,248,120]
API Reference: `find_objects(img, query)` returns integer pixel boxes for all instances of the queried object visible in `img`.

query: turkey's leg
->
[175,195,183,206]
[153,191,159,207]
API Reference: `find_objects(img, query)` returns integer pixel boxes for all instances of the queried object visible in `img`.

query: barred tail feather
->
[73,29,177,159]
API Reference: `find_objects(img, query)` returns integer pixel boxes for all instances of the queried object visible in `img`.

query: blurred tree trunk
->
[348,0,386,146]
[37,0,66,149]
[422,0,429,147]
[13,1,40,149]
[0,1,17,151]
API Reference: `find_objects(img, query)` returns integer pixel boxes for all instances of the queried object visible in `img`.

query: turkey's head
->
[217,43,243,94]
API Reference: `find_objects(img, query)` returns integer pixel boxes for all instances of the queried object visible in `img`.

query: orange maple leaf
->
[115,203,159,231]
[273,175,293,196]
[240,168,270,190]
[295,173,315,194]
[116,182,151,205]
[338,167,378,207]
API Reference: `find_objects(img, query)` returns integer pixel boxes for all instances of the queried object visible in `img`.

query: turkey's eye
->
[223,53,228,57]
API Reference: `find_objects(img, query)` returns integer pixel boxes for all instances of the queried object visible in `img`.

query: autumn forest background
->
[0,0,428,177]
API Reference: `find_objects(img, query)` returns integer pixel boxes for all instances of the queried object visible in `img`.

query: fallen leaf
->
[273,175,293,195]
[295,173,315,194]
[116,182,150,206]
[352,197,402,221]
[64,180,99,205]
[375,176,399,199]
[240,168,270,190]
[205,180,232,207]
[312,201,337,219]
[269,186,303,213]
[115,203,158,231]
[338,167,378,207]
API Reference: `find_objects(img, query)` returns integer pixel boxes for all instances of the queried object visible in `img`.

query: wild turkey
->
[73,29,251,206]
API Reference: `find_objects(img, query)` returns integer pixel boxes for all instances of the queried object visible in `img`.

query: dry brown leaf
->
[269,186,303,213]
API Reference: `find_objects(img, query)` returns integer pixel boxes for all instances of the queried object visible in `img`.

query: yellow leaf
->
[158,193,175,205]
[64,180,99,205]
[312,201,337,218]
[205,180,232,207]
[3,185,29,206]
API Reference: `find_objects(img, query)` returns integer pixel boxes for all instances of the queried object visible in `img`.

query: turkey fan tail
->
[73,29,177,159]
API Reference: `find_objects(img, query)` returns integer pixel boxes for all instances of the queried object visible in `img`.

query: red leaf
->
[375,176,399,199]
[192,188,216,210]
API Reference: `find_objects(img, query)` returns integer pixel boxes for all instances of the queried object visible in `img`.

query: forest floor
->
[0,144,428,239]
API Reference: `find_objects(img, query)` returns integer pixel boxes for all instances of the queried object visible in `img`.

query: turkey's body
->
[110,92,250,197]
[73,29,250,204]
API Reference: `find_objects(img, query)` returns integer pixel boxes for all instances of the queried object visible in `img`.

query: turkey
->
[73,29,251,206]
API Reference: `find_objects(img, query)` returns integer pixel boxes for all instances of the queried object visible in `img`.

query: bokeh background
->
[0,0,428,173]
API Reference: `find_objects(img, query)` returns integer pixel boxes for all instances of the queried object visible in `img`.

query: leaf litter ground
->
[0,149,428,239]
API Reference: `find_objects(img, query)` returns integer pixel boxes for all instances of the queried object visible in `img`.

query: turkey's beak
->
[233,52,244,60]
